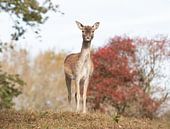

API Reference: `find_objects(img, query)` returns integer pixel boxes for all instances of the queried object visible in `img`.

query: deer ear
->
[75,21,84,30]
[92,22,100,30]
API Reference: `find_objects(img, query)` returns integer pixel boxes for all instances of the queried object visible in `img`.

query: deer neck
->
[79,41,91,61]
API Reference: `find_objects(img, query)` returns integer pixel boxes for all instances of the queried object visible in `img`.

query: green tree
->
[0,0,59,42]
[0,0,60,109]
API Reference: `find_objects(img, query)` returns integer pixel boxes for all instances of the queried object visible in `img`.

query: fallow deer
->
[64,21,100,113]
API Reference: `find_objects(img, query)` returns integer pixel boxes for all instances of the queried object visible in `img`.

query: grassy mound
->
[0,110,169,129]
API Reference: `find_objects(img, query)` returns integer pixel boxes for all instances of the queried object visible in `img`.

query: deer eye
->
[82,31,85,33]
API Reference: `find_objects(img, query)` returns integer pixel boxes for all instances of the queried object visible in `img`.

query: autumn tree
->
[29,51,66,110]
[88,36,170,118]
[1,49,67,110]
[135,36,170,98]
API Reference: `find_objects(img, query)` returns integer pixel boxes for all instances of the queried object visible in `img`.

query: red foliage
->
[88,36,162,117]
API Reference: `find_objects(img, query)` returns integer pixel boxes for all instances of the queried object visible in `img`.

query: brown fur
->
[64,53,80,79]
[64,21,100,113]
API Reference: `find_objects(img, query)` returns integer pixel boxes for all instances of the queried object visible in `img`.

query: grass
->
[0,110,169,129]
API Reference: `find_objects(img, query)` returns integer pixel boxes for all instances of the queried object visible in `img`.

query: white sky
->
[0,0,170,56]
[0,0,170,92]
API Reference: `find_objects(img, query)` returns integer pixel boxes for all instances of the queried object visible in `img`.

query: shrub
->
[88,36,167,118]
[0,67,25,109]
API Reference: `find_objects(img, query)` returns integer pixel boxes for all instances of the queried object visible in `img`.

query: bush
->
[0,67,25,109]
[88,36,165,118]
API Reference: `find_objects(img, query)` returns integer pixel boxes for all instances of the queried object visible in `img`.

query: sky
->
[1,0,170,57]
[0,0,170,96]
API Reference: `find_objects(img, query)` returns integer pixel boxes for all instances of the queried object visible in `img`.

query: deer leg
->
[75,92,77,104]
[75,79,81,112]
[75,79,84,104]
[65,75,72,104]
[83,77,89,113]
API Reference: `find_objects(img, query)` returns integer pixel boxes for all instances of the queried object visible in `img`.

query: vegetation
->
[0,0,59,41]
[88,36,170,118]
[1,1,169,129]
[0,0,59,110]
[1,49,66,110]
[0,1,169,125]
[1,36,169,119]
[0,110,169,129]
[0,68,25,109]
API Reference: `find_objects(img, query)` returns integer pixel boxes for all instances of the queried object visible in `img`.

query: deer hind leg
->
[65,74,72,104]
[83,77,89,113]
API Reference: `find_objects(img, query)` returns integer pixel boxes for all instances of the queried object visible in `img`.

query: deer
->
[64,21,100,113]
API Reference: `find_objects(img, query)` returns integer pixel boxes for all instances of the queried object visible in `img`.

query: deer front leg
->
[83,77,89,113]
[75,79,81,112]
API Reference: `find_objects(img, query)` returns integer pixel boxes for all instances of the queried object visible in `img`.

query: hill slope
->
[0,110,169,129]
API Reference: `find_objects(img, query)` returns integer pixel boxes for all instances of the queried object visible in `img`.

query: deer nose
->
[86,36,90,40]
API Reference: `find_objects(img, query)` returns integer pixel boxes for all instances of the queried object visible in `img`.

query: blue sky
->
[0,0,170,56]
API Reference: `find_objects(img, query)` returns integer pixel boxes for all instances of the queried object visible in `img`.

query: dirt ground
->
[0,110,169,129]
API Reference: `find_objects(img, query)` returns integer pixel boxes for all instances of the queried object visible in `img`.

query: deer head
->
[76,21,100,42]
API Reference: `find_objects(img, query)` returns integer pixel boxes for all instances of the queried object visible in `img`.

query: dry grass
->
[0,110,169,129]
